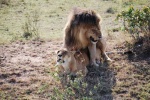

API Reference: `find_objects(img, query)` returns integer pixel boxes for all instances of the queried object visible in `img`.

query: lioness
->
[56,47,102,77]
[56,49,89,77]
[63,7,111,66]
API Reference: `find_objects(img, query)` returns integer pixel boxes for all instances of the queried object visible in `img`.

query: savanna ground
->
[0,0,150,100]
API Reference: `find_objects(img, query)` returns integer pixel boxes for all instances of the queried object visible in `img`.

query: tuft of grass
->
[49,75,93,100]
[106,7,117,14]
[37,83,50,94]
[22,10,40,40]
[0,0,10,6]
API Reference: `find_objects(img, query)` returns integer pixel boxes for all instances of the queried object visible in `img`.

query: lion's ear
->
[96,14,102,23]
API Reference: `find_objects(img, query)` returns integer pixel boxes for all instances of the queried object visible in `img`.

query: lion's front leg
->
[98,38,112,62]
[88,43,99,67]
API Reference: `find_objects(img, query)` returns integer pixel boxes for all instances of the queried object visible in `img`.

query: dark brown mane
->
[72,8,100,26]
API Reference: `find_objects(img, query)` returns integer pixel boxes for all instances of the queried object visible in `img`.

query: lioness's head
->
[56,49,75,66]
[87,27,102,44]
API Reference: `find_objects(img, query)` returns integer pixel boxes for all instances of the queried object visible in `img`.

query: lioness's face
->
[87,28,102,44]
[56,50,71,66]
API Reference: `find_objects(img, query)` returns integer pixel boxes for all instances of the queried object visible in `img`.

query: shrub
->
[50,74,92,100]
[117,6,150,39]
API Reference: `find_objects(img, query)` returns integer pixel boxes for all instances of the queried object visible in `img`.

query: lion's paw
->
[90,62,99,67]
[96,59,101,65]
[106,58,113,62]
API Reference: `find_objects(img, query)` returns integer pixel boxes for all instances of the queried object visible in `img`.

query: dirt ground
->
[0,40,62,99]
[0,39,149,100]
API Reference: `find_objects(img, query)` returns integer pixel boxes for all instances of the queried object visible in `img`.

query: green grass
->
[0,0,149,44]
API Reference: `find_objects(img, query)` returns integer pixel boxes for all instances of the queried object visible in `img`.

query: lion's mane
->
[63,7,102,50]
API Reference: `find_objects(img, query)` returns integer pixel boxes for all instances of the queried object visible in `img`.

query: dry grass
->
[0,0,149,44]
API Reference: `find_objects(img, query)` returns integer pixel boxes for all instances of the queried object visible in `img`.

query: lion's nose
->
[58,54,62,57]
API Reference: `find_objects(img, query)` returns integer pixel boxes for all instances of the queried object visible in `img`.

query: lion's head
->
[86,26,102,44]
[56,49,75,66]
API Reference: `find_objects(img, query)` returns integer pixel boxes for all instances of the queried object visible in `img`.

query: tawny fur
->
[63,8,111,64]
[63,7,102,50]
[56,49,89,76]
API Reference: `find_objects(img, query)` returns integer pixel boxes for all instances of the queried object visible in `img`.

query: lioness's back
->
[74,48,90,68]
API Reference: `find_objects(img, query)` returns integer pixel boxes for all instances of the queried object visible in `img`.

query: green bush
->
[117,6,150,39]
[50,75,92,100]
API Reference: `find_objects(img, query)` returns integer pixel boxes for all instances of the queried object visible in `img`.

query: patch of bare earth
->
[0,40,149,99]
[0,40,63,99]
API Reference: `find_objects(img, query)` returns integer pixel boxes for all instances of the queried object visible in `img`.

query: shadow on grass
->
[73,62,116,100]
[125,36,150,99]
[126,36,150,62]
[126,36,150,76]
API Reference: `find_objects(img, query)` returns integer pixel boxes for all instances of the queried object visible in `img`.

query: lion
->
[56,47,103,77]
[56,48,89,78]
[55,47,102,86]
[63,7,111,66]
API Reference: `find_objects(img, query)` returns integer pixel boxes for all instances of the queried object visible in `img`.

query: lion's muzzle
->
[90,36,98,43]
[57,58,65,63]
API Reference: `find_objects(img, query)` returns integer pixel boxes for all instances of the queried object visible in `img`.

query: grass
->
[0,0,149,44]
[106,7,117,14]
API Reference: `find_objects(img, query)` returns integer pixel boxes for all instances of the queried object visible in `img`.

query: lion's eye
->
[92,29,96,32]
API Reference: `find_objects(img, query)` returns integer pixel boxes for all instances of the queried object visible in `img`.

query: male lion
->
[63,8,111,66]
